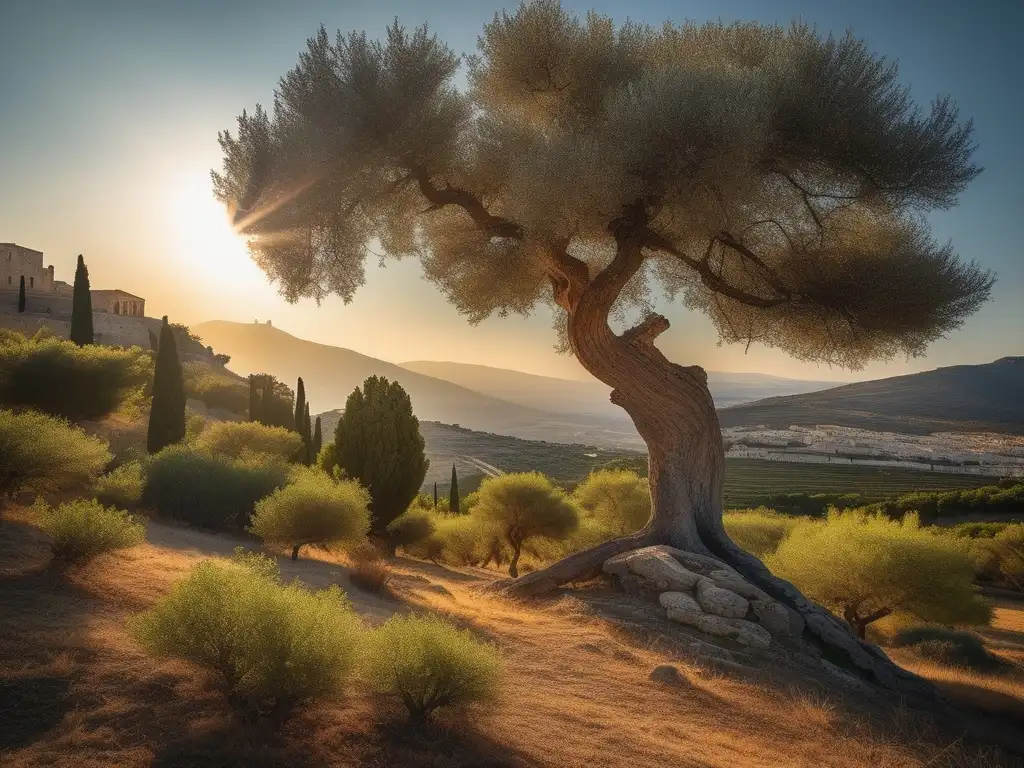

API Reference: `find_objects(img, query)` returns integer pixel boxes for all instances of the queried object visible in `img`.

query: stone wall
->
[0,310,158,348]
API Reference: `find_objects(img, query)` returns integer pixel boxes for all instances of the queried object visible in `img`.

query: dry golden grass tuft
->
[2,507,1023,768]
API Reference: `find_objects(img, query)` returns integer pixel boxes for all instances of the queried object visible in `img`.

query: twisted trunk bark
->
[495,239,938,701]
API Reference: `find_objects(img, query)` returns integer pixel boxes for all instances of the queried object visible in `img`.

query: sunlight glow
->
[169,170,270,292]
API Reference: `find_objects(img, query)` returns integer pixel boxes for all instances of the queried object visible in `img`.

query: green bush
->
[474,472,578,577]
[947,521,1011,539]
[892,626,1006,672]
[39,498,145,564]
[868,482,1024,523]
[386,509,436,552]
[724,508,802,557]
[974,524,1024,591]
[756,492,863,517]
[129,550,362,717]
[93,461,146,510]
[362,614,502,721]
[0,329,152,421]
[0,408,111,517]
[143,445,289,530]
[183,361,249,415]
[572,469,650,535]
[767,511,990,638]
[249,470,370,560]
[194,420,303,462]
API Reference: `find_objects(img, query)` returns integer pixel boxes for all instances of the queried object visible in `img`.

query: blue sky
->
[0,0,1020,381]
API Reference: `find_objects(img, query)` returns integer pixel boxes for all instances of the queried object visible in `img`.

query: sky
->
[0,0,1020,383]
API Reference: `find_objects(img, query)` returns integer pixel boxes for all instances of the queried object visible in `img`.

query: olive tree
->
[212,2,990,694]
[573,469,650,535]
[474,472,578,577]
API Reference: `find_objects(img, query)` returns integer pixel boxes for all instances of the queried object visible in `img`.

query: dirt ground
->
[2,511,1023,768]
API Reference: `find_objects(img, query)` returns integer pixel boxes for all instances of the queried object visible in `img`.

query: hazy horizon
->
[1,0,1020,383]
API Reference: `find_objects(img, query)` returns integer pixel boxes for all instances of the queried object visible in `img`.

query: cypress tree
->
[147,317,186,454]
[312,416,323,458]
[17,276,26,313]
[294,377,306,437]
[70,254,94,346]
[450,464,460,514]
[333,376,428,539]
[304,402,312,464]
[433,482,438,508]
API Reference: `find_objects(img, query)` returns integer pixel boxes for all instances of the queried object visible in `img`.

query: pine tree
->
[333,376,428,539]
[70,254,93,346]
[293,377,306,437]
[450,464,460,515]
[17,276,25,313]
[147,317,186,454]
[312,416,323,458]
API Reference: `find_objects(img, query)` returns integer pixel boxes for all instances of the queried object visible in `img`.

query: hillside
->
[400,360,838,412]
[194,321,642,448]
[719,357,1024,435]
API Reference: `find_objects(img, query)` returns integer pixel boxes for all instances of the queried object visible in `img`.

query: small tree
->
[474,472,578,577]
[572,469,650,535]
[250,469,370,560]
[332,376,429,541]
[147,317,186,454]
[312,416,323,457]
[0,409,111,521]
[293,376,307,438]
[17,276,26,313]
[450,464,460,514]
[70,254,93,346]
[767,511,991,638]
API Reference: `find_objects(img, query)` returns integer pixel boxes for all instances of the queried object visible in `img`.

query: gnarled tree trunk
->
[495,228,938,702]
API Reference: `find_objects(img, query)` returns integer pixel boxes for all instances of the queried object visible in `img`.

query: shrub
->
[974,524,1024,591]
[767,511,991,638]
[143,445,289,530]
[39,498,145,564]
[362,614,502,721]
[386,509,436,553]
[0,408,111,518]
[195,420,304,462]
[572,469,650,535]
[130,551,362,717]
[331,377,429,537]
[724,508,802,557]
[249,470,370,560]
[183,361,249,415]
[93,461,146,510]
[349,559,393,596]
[185,409,207,443]
[552,516,616,559]
[0,329,152,421]
[892,626,1006,672]
[474,472,578,577]
[437,515,495,566]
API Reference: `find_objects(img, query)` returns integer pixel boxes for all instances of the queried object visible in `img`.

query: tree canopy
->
[214,2,990,370]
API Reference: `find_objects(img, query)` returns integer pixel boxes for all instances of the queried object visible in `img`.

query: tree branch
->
[622,314,670,346]
[409,164,523,239]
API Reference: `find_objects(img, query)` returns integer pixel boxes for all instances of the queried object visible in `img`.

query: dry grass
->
[349,559,395,597]
[2,505,1022,768]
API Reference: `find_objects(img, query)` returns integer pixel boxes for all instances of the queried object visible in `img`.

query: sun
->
[170,169,270,291]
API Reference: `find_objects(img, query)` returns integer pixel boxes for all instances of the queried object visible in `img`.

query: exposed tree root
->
[490,530,944,708]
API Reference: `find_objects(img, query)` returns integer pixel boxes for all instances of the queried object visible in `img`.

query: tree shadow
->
[0,674,73,751]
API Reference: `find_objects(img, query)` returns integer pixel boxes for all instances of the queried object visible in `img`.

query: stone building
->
[0,243,145,317]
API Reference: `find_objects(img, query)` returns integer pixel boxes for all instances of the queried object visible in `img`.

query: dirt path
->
[458,455,504,477]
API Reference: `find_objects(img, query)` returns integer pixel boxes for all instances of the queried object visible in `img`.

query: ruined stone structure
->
[0,243,59,295]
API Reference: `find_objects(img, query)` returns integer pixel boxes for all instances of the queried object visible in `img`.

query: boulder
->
[752,599,793,638]
[695,578,749,619]
[696,614,737,638]
[660,591,704,626]
[733,621,773,650]
[649,664,690,687]
[707,568,770,602]
[603,546,701,592]
[694,614,774,649]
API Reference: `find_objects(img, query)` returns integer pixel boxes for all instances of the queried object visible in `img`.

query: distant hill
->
[400,360,837,412]
[719,357,1024,435]
[193,321,643,448]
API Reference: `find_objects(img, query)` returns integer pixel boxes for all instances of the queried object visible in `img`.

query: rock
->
[604,546,701,592]
[665,549,729,576]
[752,599,792,638]
[660,591,704,626]
[695,578,749,619]
[821,660,871,692]
[707,569,770,602]
[696,614,737,638]
[649,664,690,687]
[733,621,773,650]
[687,641,736,662]
[616,573,659,600]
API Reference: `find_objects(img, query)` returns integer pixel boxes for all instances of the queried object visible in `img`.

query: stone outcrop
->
[604,545,795,649]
